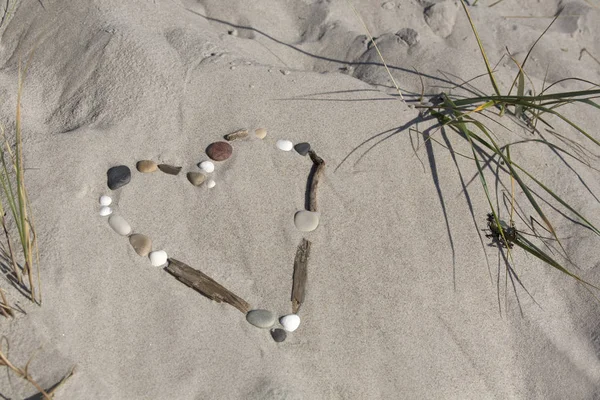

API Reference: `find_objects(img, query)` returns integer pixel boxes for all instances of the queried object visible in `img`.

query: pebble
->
[107,165,131,190]
[99,195,112,206]
[158,164,182,175]
[187,172,207,186]
[276,139,293,152]
[280,314,301,332]
[271,329,287,343]
[149,250,168,267]
[99,206,112,217]
[294,210,320,232]
[108,215,131,236]
[246,309,277,329]
[293,142,311,156]
[129,234,152,257]
[206,141,233,161]
[382,1,395,10]
[198,161,215,173]
[255,128,267,139]
[136,160,158,173]
[207,179,216,188]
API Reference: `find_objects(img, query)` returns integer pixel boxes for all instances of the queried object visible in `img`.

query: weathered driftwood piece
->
[158,164,182,175]
[165,258,251,314]
[224,129,249,141]
[308,150,325,212]
[291,238,311,313]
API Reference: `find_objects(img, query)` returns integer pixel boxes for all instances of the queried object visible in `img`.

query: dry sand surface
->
[1,0,600,398]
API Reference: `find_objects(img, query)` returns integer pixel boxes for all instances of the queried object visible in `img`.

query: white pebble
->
[108,215,131,236]
[207,179,216,188]
[99,206,112,217]
[99,195,112,206]
[280,314,301,332]
[199,161,215,173]
[276,139,293,151]
[149,250,168,267]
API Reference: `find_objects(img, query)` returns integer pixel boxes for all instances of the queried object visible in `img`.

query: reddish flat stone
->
[206,141,233,161]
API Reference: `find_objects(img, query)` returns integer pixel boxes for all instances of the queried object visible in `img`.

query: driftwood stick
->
[165,258,251,314]
[308,150,325,212]
[291,238,311,313]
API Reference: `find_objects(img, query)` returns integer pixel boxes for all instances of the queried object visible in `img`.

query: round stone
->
[293,142,311,156]
[198,161,215,173]
[294,210,320,232]
[107,165,131,190]
[206,141,233,161]
[136,160,158,173]
[129,234,152,257]
[187,172,207,186]
[246,309,276,329]
[280,314,301,332]
[276,139,293,151]
[108,215,131,236]
[99,206,112,217]
[99,195,112,206]
[270,328,287,343]
[255,128,267,139]
[149,250,168,267]
[207,179,216,188]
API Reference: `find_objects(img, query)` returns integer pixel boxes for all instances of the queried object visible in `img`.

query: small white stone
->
[276,139,293,151]
[99,195,112,206]
[199,161,215,173]
[99,206,112,217]
[108,215,131,236]
[207,179,216,188]
[280,314,300,332]
[294,210,320,232]
[149,250,168,267]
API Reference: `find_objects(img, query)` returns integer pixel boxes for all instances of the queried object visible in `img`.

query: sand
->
[1,0,600,398]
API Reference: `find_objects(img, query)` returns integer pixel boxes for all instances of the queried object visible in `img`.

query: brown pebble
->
[255,128,267,139]
[129,234,152,257]
[224,129,249,141]
[206,141,233,161]
[187,172,207,186]
[136,160,158,173]
[158,164,182,175]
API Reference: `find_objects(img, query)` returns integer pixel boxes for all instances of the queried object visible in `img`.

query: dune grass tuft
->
[349,0,600,298]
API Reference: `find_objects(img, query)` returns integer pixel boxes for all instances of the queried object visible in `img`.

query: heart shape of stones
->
[98,128,325,343]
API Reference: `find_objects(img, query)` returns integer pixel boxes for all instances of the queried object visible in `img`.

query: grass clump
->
[349,0,600,299]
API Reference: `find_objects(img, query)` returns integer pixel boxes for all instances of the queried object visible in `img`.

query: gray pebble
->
[107,165,131,190]
[294,142,311,156]
[246,309,276,329]
[271,329,287,343]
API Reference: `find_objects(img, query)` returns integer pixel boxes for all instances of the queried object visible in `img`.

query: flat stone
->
[158,164,182,175]
[206,141,233,161]
[99,195,112,206]
[294,210,320,232]
[280,314,301,332]
[276,139,293,151]
[255,128,267,139]
[187,172,207,186]
[198,161,215,173]
[271,328,287,343]
[99,206,112,217]
[149,250,168,267]
[246,309,276,329]
[107,165,131,190]
[136,160,158,173]
[294,142,311,156]
[108,215,131,236]
[129,234,152,257]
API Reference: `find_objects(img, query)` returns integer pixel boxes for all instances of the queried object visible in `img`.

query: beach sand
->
[1,0,600,398]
